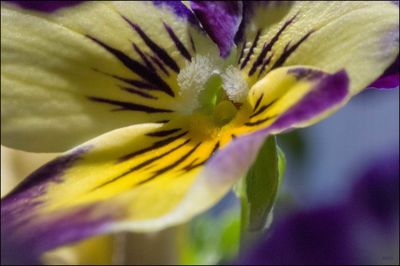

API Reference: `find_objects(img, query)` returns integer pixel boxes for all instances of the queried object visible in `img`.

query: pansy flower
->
[1,1,398,264]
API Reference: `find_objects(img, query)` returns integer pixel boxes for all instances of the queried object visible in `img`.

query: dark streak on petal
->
[183,141,220,172]
[238,38,246,64]
[245,115,277,127]
[190,35,196,53]
[250,99,278,119]
[144,142,202,183]
[146,128,181,137]
[113,76,161,91]
[156,120,170,123]
[183,158,199,171]
[87,35,175,96]
[258,53,274,77]
[183,160,206,171]
[164,23,192,61]
[94,139,191,190]
[118,131,188,162]
[240,29,261,69]
[87,96,172,113]
[132,43,156,72]
[210,141,221,155]
[93,69,162,94]
[253,93,264,111]
[132,139,193,176]
[122,16,180,73]
[120,86,157,100]
[248,14,297,76]
[150,55,170,76]
[271,30,315,70]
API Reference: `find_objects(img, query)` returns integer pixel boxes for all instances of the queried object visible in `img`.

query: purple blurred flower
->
[236,152,399,265]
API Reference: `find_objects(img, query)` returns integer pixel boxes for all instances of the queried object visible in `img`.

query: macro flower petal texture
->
[1,1,398,264]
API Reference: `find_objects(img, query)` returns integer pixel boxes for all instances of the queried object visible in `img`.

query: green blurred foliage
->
[277,130,307,165]
[179,205,241,265]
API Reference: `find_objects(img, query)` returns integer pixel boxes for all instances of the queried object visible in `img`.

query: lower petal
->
[1,121,220,263]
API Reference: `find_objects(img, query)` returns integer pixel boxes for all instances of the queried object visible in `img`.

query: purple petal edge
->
[0,147,116,265]
[368,55,399,90]
[1,204,114,265]
[190,1,242,57]
[1,147,90,218]
[270,70,349,132]
[4,1,84,12]
[152,1,198,25]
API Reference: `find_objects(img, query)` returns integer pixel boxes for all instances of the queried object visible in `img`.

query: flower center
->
[177,54,248,126]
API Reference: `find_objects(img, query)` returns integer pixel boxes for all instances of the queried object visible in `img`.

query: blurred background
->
[1,88,399,265]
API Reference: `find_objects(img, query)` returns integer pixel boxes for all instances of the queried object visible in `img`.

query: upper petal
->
[236,1,399,96]
[1,1,217,152]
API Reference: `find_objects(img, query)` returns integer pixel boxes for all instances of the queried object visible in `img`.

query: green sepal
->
[236,136,285,243]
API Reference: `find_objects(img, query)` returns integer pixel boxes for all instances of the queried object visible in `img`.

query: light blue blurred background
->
[281,88,399,208]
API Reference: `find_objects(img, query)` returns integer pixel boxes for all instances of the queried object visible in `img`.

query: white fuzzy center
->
[177,54,248,114]
[221,66,248,103]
